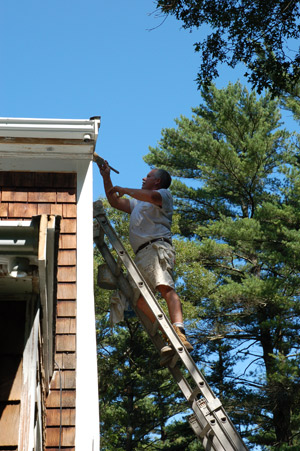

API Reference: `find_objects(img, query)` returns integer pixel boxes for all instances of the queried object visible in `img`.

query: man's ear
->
[155,178,161,189]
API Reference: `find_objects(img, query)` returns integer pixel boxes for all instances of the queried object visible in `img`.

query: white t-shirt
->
[129,189,173,253]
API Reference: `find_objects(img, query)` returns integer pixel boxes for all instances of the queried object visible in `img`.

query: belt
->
[135,237,172,255]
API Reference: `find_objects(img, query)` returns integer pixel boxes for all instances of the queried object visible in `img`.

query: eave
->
[0,116,101,159]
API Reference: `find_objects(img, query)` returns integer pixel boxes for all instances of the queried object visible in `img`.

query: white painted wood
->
[75,159,100,451]
[0,117,101,449]
[18,297,40,451]
[0,215,57,388]
[35,376,43,451]
[0,145,95,157]
[36,214,58,388]
[0,156,88,172]
[0,116,100,138]
[0,116,100,156]
[46,216,57,379]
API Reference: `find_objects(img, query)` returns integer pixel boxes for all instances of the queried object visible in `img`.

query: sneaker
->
[173,325,194,352]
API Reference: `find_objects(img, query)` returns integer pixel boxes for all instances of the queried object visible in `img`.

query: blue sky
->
[0,0,295,200]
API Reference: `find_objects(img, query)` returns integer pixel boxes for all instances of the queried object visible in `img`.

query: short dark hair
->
[154,168,172,189]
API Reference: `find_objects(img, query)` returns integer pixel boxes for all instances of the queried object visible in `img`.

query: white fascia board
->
[0,116,101,159]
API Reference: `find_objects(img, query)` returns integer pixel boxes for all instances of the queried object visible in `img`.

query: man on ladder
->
[94,156,193,358]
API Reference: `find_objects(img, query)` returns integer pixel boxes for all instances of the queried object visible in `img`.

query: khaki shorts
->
[134,241,175,294]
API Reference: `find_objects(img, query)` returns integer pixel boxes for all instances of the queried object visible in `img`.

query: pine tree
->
[144,82,300,449]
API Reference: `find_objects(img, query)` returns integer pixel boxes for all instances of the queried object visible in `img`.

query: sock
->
[173,322,185,334]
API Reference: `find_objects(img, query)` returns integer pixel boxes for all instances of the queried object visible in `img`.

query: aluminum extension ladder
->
[93,200,248,451]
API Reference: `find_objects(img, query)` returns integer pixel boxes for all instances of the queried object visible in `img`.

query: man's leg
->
[136,285,182,324]
[157,285,193,352]
[136,285,193,353]
[157,285,183,324]
[136,295,156,323]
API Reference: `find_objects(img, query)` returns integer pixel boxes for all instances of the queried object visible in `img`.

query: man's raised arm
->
[94,159,131,214]
[109,186,162,207]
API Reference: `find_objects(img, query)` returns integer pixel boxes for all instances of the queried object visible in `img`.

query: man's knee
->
[157,284,173,297]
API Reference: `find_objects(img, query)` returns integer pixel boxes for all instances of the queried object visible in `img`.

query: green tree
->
[144,82,300,449]
[154,0,300,95]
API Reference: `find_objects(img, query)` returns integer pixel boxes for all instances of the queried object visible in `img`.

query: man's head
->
[154,168,172,188]
[142,168,172,190]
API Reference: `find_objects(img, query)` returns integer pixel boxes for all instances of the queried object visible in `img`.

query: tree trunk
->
[125,385,134,451]
[259,318,292,444]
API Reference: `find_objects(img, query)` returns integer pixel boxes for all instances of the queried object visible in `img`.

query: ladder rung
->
[200,423,213,439]
[189,414,213,439]
[188,387,201,403]
[167,353,179,368]
[93,225,104,242]
[150,320,159,336]
[207,398,222,413]
[150,316,163,336]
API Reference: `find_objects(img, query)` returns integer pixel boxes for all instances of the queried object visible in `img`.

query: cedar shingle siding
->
[0,171,77,450]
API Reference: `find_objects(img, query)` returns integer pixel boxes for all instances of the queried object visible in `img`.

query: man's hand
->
[108,186,126,198]
[93,152,120,174]
[98,160,111,179]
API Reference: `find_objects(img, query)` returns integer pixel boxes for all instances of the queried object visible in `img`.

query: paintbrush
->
[93,152,119,174]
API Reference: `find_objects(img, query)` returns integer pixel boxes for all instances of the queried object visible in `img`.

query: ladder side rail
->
[94,236,228,449]
[95,212,220,401]
[190,396,243,449]
[206,405,248,451]
[95,230,207,400]
[189,417,214,449]
[95,211,177,327]
[94,234,219,426]
[94,204,249,451]
[95,222,248,451]
[169,366,243,451]
[94,235,134,299]
[94,234,173,354]
[189,415,230,451]
[195,400,248,451]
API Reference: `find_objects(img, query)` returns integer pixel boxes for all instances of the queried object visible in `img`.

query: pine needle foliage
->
[144,82,300,449]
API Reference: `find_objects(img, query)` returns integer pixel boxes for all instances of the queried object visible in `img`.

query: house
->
[0,117,100,450]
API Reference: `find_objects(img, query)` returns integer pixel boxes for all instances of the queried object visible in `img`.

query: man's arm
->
[95,159,131,213]
[109,186,162,207]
